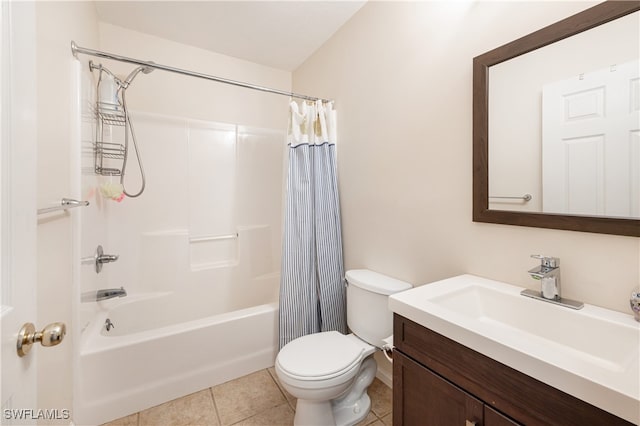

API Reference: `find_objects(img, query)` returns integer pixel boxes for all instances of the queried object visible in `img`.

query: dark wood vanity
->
[392,314,634,426]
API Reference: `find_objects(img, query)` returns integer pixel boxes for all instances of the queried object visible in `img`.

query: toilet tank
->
[346,269,412,347]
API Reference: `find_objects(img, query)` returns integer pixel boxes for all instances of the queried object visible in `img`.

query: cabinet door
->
[394,351,483,426]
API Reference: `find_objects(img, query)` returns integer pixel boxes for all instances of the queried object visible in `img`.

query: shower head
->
[140,62,155,74]
[122,62,155,88]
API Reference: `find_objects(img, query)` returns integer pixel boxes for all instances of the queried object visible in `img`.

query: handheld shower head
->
[142,63,155,74]
[122,62,155,88]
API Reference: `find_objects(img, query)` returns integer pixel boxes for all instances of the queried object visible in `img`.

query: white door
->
[0,1,39,423]
[542,60,640,218]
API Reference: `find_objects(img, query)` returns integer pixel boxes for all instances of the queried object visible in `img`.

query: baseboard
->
[376,365,393,388]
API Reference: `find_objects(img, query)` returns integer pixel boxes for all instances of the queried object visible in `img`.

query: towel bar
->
[37,198,90,215]
[489,194,532,202]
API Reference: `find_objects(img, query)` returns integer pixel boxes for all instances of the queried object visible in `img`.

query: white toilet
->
[275,269,412,426]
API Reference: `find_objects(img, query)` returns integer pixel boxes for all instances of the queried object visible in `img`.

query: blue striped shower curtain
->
[279,100,346,349]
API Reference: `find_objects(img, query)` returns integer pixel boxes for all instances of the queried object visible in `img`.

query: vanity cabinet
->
[392,314,633,426]
[395,351,519,425]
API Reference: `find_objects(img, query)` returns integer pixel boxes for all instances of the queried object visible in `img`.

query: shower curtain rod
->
[71,41,332,103]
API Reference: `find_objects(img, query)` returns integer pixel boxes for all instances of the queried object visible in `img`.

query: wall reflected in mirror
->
[488,11,639,219]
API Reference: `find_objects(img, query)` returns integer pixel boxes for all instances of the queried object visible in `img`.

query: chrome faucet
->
[96,287,127,301]
[528,255,561,300]
[521,255,583,309]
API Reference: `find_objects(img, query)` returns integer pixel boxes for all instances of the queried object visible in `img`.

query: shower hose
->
[120,89,146,198]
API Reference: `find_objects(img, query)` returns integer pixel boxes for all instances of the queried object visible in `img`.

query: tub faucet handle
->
[95,245,119,273]
[99,254,118,262]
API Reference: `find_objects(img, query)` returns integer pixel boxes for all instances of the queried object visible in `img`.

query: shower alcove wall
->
[90,111,285,302]
[73,24,291,424]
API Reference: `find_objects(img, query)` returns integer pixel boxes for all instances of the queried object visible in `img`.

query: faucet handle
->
[95,245,119,273]
[531,254,559,268]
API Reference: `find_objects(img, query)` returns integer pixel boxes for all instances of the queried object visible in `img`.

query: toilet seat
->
[277,331,365,382]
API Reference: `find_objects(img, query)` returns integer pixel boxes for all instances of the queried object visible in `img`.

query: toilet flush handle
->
[381,335,394,362]
[382,345,393,362]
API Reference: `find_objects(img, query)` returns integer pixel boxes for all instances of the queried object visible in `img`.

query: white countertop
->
[389,274,640,424]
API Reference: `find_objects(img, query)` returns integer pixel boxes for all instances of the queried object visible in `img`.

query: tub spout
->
[96,287,127,301]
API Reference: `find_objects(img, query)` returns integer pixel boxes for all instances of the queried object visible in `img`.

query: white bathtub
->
[75,293,278,425]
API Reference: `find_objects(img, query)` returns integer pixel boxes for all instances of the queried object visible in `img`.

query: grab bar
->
[189,233,238,243]
[489,194,532,202]
[37,198,90,215]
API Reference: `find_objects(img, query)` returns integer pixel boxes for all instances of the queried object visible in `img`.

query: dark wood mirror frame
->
[473,0,640,237]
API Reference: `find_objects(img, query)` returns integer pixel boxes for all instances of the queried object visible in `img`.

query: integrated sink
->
[389,274,640,424]
[429,282,635,372]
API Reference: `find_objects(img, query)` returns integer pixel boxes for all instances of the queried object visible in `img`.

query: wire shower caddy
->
[93,66,126,176]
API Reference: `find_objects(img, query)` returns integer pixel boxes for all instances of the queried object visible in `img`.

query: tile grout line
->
[209,386,223,426]
[265,368,294,414]
[266,367,296,412]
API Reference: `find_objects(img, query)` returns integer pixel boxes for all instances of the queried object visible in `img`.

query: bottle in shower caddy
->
[99,72,120,110]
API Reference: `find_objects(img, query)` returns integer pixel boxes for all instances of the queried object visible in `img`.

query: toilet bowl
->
[276,270,412,426]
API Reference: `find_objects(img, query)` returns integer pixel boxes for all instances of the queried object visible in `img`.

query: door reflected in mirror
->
[473,1,640,236]
[488,10,639,219]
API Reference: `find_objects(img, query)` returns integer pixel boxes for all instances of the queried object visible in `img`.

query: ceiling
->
[94,1,367,71]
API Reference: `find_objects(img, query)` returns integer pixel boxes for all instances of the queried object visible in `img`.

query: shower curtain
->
[279,100,346,349]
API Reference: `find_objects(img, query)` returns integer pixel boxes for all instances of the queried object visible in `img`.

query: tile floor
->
[102,367,392,426]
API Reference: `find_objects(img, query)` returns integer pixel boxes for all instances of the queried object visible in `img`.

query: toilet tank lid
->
[345,269,412,295]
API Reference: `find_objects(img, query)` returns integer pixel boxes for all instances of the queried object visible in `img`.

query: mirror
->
[473,1,640,236]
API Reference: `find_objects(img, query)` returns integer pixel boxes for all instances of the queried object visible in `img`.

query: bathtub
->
[74,292,278,426]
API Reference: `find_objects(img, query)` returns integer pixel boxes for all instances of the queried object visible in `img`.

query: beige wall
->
[35,0,99,421]
[293,1,638,313]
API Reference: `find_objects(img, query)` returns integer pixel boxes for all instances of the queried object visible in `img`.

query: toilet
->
[275,269,412,426]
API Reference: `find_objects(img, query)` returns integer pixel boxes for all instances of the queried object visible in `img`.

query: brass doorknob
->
[17,322,66,357]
